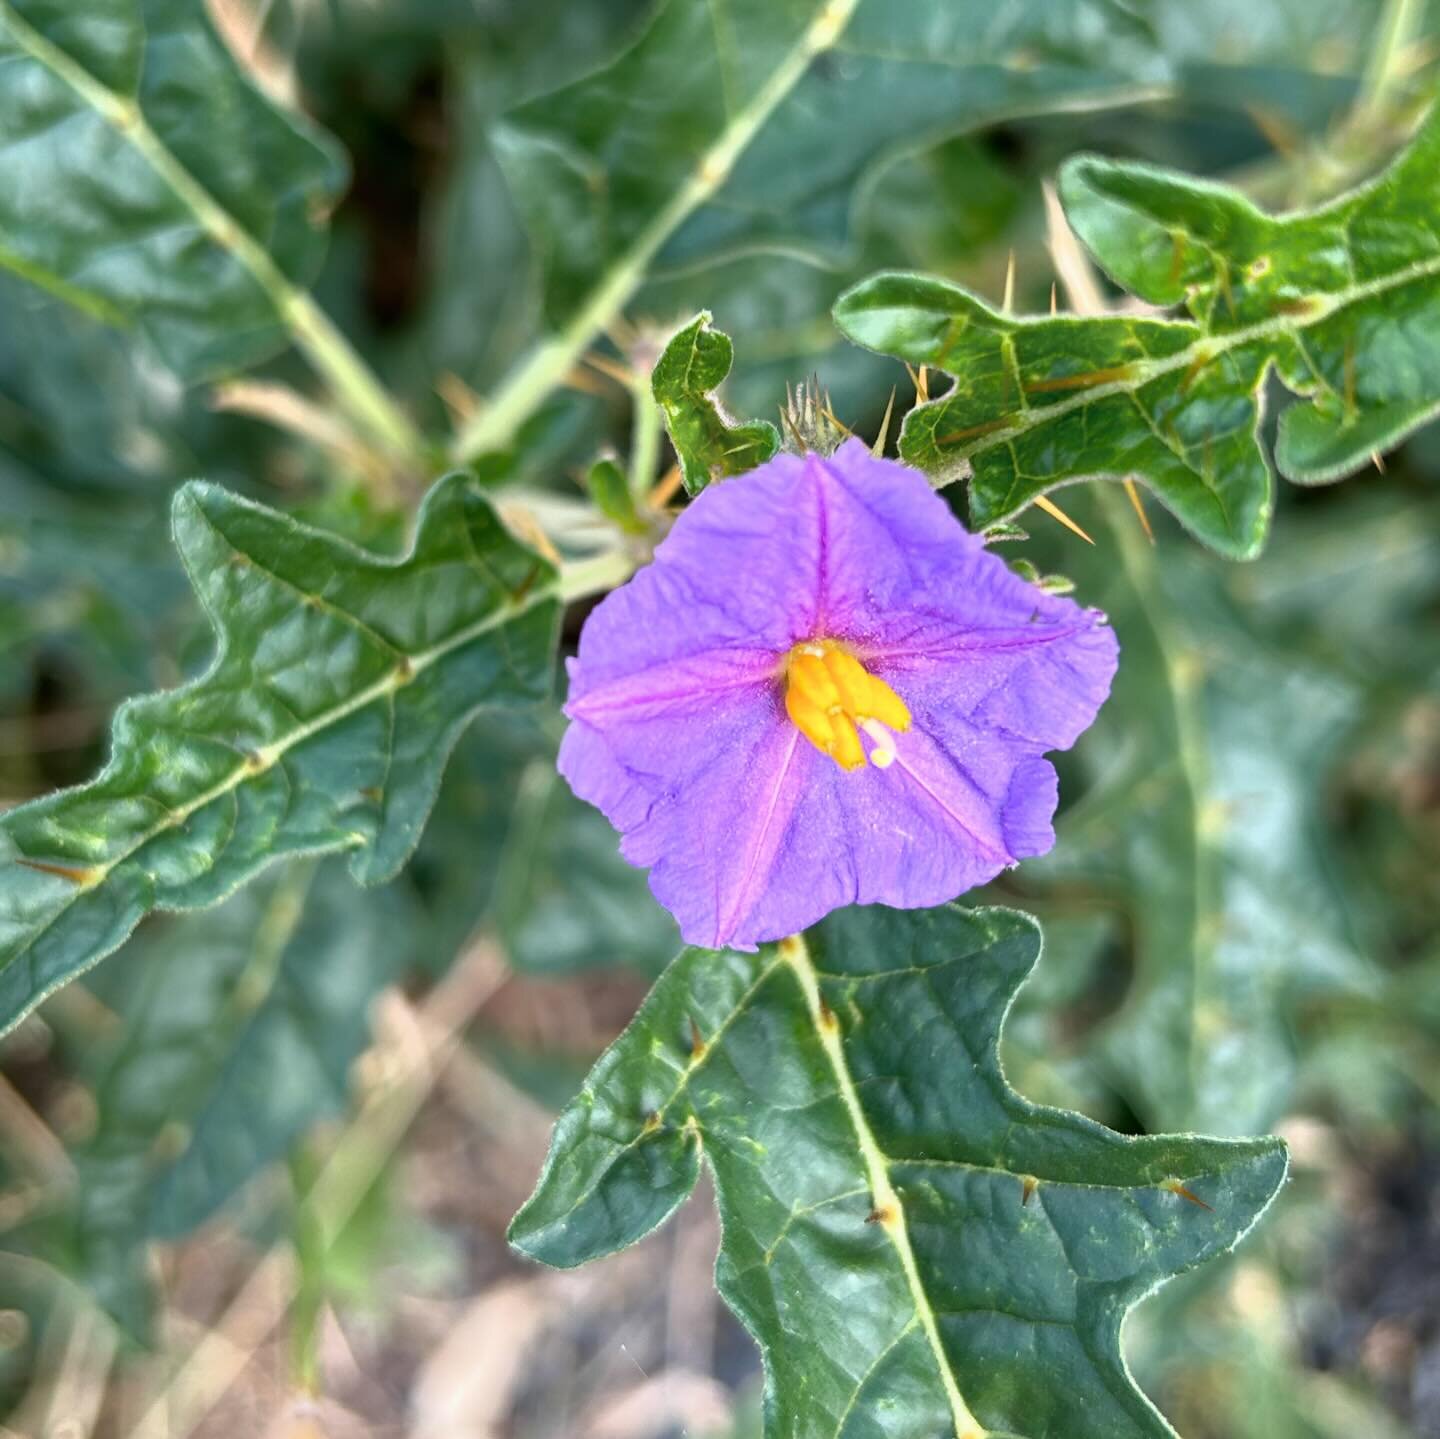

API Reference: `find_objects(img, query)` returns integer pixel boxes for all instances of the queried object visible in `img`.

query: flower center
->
[783,641,911,772]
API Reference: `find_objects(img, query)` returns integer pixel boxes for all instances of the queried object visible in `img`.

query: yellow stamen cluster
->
[784,642,911,771]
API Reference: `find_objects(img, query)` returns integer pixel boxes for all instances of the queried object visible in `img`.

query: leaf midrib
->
[784,932,985,1439]
[914,250,1440,478]
[4,529,556,964]
[0,1,422,460]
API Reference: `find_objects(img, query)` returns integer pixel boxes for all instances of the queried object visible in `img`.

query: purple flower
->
[559,438,1118,950]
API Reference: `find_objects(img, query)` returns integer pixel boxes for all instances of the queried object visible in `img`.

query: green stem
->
[448,0,864,466]
[628,376,663,505]
[1357,0,1426,124]
[0,3,426,471]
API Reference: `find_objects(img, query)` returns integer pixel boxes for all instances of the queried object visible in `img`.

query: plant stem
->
[628,376,663,505]
[0,2,426,473]
[448,0,863,466]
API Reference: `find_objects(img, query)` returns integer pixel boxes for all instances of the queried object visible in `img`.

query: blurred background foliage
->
[0,0,1437,1436]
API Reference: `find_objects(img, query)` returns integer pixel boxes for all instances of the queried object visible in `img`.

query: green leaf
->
[834,106,1440,557]
[993,492,1374,1135]
[651,313,780,495]
[454,0,1191,460]
[0,473,559,1038]
[511,904,1287,1438]
[0,0,347,380]
[44,860,413,1331]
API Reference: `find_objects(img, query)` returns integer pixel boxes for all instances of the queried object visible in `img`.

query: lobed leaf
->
[834,106,1440,557]
[512,903,1287,1439]
[651,312,780,495]
[0,0,345,379]
[0,474,559,1038]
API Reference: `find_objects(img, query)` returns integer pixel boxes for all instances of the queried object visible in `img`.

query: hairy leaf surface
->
[0,0,345,378]
[835,107,1440,557]
[0,475,558,1037]
[512,904,1287,1438]
[651,313,780,495]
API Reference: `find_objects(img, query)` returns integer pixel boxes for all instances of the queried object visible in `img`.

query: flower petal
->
[559,681,813,950]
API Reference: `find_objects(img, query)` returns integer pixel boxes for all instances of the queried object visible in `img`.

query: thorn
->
[1371,450,1386,474]
[1002,249,1016,314]
[392,655,415,684]
[873,386,897,457]
[561,364,610,397]
[865,1204,895,1226]
[1243,103,1301,159]
[689,1015,705,1058]
[581,351,638,388]
[649,463,684,509]
[820,402,854,438]
[779,402,807,449]
[1166,1179,1213,1211]
[817,995,839,1032]
[1343,338,1357,417]
[937,415,1016,445]
[1122,479,1155,543]
[1021,1175,1039,1206]
[15,859,101,887]
[1023,364,1135,395]
[435,371,480,425]
[1049,281,1057,316]
[917,365,929,404]
[642,1111,662,1134]
[1033,494,1095,545]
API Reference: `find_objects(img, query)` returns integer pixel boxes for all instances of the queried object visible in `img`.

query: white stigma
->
[859,718,897,769]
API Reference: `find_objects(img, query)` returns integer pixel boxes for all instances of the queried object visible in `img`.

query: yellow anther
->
[784,641,911,772]
[789,652,841,711]
[830,714,866,771]
[863,675,911,734]
[785,686,837,752]
[820,647,873,716]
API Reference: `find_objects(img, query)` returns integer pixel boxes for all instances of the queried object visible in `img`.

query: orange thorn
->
[1021,1175,1039,1207]
[689,1015,705,1058]
[1371,449,1386,474]
[865,1205,895,1226]
[873,386,897,456]
[580,351,637,388]
[649,464,684,508]
[16,858,101,887]
[1049,281,1058,317]
[1002,249,1017,314]
[1033,494,1095,545]
[1166,1180,1213,1211]
[1123,478,1155,543]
